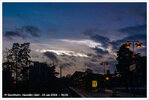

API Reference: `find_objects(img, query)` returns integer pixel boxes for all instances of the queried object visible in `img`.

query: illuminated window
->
[92,80,97,88]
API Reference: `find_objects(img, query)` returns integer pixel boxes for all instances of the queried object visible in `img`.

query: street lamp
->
[106,77,109,81]
[125,41,142,58]
[125,41,142,97]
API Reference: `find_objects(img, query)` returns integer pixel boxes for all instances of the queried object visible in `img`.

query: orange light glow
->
[132,56,135,58]
[125,43,131,48]
[126,46,130,48]
[106,77,109,80]
[135,42,142,48]
[136,45,141,48]
[13,81,16,84]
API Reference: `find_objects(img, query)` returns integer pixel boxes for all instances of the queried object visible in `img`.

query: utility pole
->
[60,66,62,78]
[100,62,109,89]
[100,62,109,75]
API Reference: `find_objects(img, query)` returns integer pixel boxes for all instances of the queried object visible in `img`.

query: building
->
[70,71,104,91]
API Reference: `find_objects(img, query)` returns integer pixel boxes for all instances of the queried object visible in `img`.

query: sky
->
[2,3,147,77]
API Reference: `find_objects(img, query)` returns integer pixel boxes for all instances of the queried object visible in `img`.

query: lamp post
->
[125,41,142,97]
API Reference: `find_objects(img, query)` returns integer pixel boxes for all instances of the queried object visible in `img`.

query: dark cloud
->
[22,26,40,37]
[119,24,146,34]
[123,34,146,41]
[43,52,58,63]
[90,58,98,62]
[4,31,22,39]
[93,47,109,55]
[83,30,110,48]
[83,30,109,43]
[4,25,41,40]
[90,34,110,43]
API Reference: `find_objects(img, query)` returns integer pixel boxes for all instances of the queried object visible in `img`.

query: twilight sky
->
[3,3,147,77]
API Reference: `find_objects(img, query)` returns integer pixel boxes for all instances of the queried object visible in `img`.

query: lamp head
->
[125,42,131,48]
[136,42,142,48]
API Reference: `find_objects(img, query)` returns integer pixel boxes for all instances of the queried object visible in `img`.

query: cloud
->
[93,47,109,55]
[90,34,110,43]
[4,25,41,40]
[4,31,23,39]
[60,62,75,69]
[43,52,58,63]
[82,29,117,58]
[119,24,146,34]
[83,30,110,43]
[123,34,146,41]
[39,49,89,57]
[60,39,102,48]
[83,32,111,52]
[87,53,102,59]
[85,62,99,68]
[22,26,40,37]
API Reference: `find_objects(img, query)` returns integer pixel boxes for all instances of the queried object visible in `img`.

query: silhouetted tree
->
[4,43,31,81]
[48,63,59,79]
[116,44,133,90]
[133,54,146,86]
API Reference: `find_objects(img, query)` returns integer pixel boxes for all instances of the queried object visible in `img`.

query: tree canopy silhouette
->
[116,44,133,75]
[116,44,133,90]
[4,43,31,81]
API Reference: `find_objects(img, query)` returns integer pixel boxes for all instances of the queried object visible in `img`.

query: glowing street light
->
[106,77,109,81]
[125,42,131,48]
[125,41,142,58]
[135,42,142,48]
